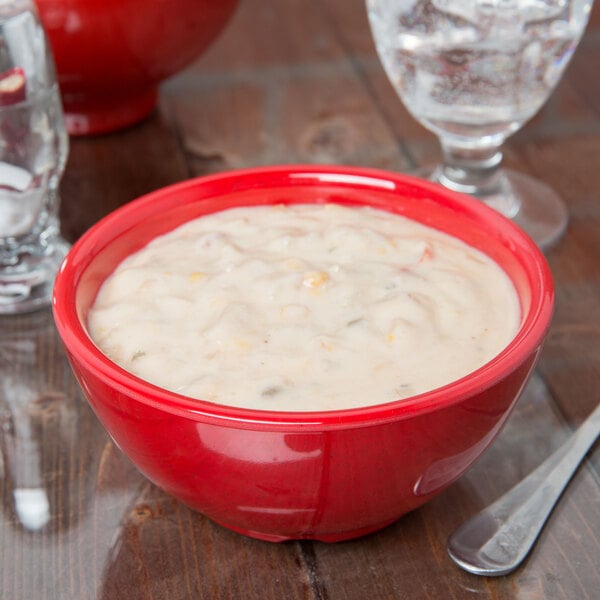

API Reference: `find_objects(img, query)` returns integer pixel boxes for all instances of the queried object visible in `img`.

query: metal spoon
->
[447,402,600,576]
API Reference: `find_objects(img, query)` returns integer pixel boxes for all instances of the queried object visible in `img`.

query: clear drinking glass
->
[366,0,594,249]
[0,0,69,313]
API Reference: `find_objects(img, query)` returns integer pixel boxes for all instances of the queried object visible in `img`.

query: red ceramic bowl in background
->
[52,166,554,542]
[36,0,238,135]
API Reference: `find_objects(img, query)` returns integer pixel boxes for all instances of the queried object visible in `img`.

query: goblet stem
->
[427,140,568,249]
[433,143,520,219]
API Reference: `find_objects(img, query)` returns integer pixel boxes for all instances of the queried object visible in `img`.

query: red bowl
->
[52,166,554,542]
[36,0,239,135]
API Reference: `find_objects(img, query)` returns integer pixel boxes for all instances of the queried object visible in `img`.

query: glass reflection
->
[0,309,64,531]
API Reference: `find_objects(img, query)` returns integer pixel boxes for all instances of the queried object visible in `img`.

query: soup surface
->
[88,203,521,411]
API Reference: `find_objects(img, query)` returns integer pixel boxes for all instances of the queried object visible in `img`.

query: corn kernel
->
[235,339,251,350]
[303,271,329,288]
[188,272,206,283]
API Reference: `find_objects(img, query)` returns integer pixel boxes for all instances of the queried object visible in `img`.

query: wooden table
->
[2,1,599,598]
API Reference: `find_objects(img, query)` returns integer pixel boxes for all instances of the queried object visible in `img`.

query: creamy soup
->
[88,203,521,411]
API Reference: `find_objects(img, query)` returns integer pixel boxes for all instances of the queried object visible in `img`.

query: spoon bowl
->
[448,402,600,575]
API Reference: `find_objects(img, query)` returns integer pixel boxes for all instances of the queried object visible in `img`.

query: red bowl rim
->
[53,165,554,431]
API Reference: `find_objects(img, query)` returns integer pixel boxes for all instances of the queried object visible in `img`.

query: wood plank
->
[160,0,414,174]
[96,483,315,600]
[59,112,189,243]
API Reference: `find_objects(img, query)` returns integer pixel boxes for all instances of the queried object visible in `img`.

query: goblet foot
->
[487,169,568,251]
[0,234,70,314]
[417,166,568,251]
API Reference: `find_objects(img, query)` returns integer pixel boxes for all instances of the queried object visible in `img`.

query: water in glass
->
[366,0,593,249]
[367,0,591,148]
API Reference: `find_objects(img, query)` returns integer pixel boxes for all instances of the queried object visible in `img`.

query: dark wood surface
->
[2,1,599,598]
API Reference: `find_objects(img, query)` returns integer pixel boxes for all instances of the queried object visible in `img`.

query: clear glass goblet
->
[366,0,594,249]
[0,0,69,313]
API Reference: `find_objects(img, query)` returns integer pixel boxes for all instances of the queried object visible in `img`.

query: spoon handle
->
[447,402,600,576]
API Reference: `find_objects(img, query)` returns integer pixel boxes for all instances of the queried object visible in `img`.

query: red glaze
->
[36,0,238,135]
[52,166,554,542]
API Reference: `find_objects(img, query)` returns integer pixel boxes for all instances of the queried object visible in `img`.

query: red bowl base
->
[63,88,158,136]
[211,516,399,543]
